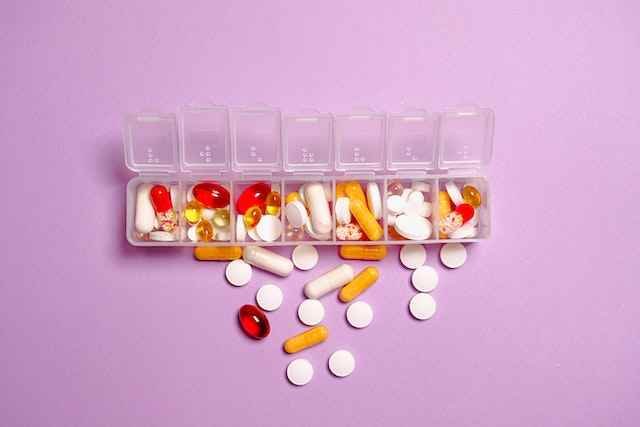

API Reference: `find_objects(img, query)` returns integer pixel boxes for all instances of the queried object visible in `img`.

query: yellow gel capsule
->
[344,181,367,205]
[265,191,282,215]
[196,219,215,242]
[349,198,383,241]
[213,209,230,228]
[339,266,379,302]
[335,182,347,198]
[243,205,262,228]
[283,325,329,354]
[183,200,202,224]
[438,191,453,219]
[339,245,387,261]
[285,192,301,204]
[462,185,482,207]
[194,246,243,261]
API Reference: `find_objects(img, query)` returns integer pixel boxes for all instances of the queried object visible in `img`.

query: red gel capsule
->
[150,185,173,213]
[193,182,230,209]
[455,203,475,223]
[236,182,271,214]
[238,304,271,340]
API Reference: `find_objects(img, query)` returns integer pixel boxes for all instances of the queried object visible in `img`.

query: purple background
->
[1,1,639,426]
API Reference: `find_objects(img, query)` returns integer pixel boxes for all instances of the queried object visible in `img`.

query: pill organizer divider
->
[124,104,494,246]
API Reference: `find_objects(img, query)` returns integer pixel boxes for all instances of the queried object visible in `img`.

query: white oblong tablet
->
[445,181,464,206]
[346,301,373,329]
[149,231,176,242]
[187,225,199,242]
[395,214,432,241]
[297,299,325,326]
[411,265,438,292]
[411,181,431,193]
[386,195,406,215]
[225,259,252,287]
[440,242,467,268]
[449,222,478,239]
[287,358,314,386]
[400,244,426,269]
[335,197,351,225]
[285,201,309,229]
[366,182,382,220]
[328,350,355,378]
[256,284,283,311]
[256,215,283,242]
[235,215,247,241]
[292,245,319,271]
[409,293,436,320]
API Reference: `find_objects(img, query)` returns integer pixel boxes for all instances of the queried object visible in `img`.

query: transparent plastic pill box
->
[124,105,494,246]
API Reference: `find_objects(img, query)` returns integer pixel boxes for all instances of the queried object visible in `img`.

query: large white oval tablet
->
[386,195,406,215]
[297,299,325,326]
[400,244,426,269]
[292,245,319,270]
[411,265,439,292]
[366,182,382,219]
[334,197,351,225]
[256,215,283,242]
[256,284,283,311]
[235,215,247,241]
[395,214,432,241]
[440,242,467,268]
[346,301,373,329]
[285,201,309,229]
[225,259,252,287]
[287,358,314,386]
[409,293,437,320]
[149,231,176,242]
[445,181,464,206]
[328,350,355,378]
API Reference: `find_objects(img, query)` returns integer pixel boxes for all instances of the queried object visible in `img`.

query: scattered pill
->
[256,284,284,311]
[411,265,438,292]
[400,244,426,269]
[339,266,379,303]
[292,245,319,271]
[409,293,436,320]
[238,304,270,339]
[286,358,314,386]
[256,215,283,242]
[346,301,373,329]
[335,197,352,225]
[225,259,252,286]
[328,350,355,377]
[339,245,387,261]
[445,181,464,206]
[243,246,294,277]
[194,246,243,261]
[283,325,329,354]
[366,182,382,220]
[285,200,309,229]
[297,299,325,326]
[394,214,432,241]
[148,230,176,242]
[236,215,247,241]
[440,243,467,268]
[304,264,355,299]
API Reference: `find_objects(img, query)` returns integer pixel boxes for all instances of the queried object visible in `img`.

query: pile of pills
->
[185,182,232,242]
[334,181,383,241]
[386,181,433,241]
[134,183,180,242]
[235,182,283,242]
[438,181,482,239]
[284,182,333,241]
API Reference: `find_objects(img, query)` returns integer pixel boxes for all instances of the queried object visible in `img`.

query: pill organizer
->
[124,104,494,246]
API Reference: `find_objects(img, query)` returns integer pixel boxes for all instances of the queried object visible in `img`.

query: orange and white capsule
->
[194,246,243,261]
[339,245,387,261]
[283,325,329,354]
[339,266,379,302]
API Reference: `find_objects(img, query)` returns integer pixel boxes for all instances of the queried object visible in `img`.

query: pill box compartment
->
[124,105,494,246]
[182,180,233,242]
[384,178,438,241]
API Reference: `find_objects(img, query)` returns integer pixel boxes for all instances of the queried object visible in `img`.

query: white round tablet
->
[346,301,373,329]
[292,245,319,270]
[411,265,438,292]
[409,293,436,320]
[286,358,314,386]
[256,215,283,242]
[285,201,309,229]
[386,195,406,215]
[225,259,252,287]
[235,215,247,241]
[399,244,426,269]
[187,225,199,242]
[394,214,432,241]
[328,350,355,377]
[440,242,467,268]
[366,182,382,219]
[297,299,325,326]
[256,284,283,312]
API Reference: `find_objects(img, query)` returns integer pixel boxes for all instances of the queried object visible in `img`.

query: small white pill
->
[445,181,464,206]
[411,181,431,193]
[409,293,436,320]
[292,245,319,271]
[335,197,351,225]
[243,246,294,277]
[201,208,215,220]
[297,299,325,326]
[285,201,309,229]
[366,182,382,220]
[440,243,467,268]
[187,225,198,242]
[346,301,373,329]
[449,222,478,239]
[386,195,406,215]
[235,215,247,241]
[400,244,426,269]
[247,227,262,241]
[256,215,283,242]
[287,358,314,386]
[225,259,252,287]
[304,264,355,299]
[411,265,438,292]
[395,214,432,241]
[149,231,176,242]
[304,221,331,241]
[256,284,283,311]
[328,350,355,378]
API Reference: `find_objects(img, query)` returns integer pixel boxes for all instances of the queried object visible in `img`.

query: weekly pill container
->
[124,105,494,246]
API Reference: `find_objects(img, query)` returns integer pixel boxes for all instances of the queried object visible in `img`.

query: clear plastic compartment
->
[124,104,494,246]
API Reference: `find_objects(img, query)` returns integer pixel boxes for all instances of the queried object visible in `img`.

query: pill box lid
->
[386,109,439,171]
[437,106,494,169]
[230,106,282,173]
[123,113,179,173]
[282,111,333,172]
[179,105,230,172]
[334,110,386,171]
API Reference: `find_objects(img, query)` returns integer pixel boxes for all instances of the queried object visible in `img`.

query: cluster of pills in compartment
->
[333,181,384,241]
[199,239,468,387]
[184,182,232,242]
[284,182,333,241]
[438,181,483,239]
[386,180,434,240]
[235,182,283,242]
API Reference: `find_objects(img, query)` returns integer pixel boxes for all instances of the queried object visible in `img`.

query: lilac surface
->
[1,1,639,426]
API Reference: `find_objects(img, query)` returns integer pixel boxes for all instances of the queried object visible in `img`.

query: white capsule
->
[304,182,332,235]
[335,197,352,225]
[243,246,294,277]
[304,264,355,299]
[366,182,382,220]
[135,183,155,233]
